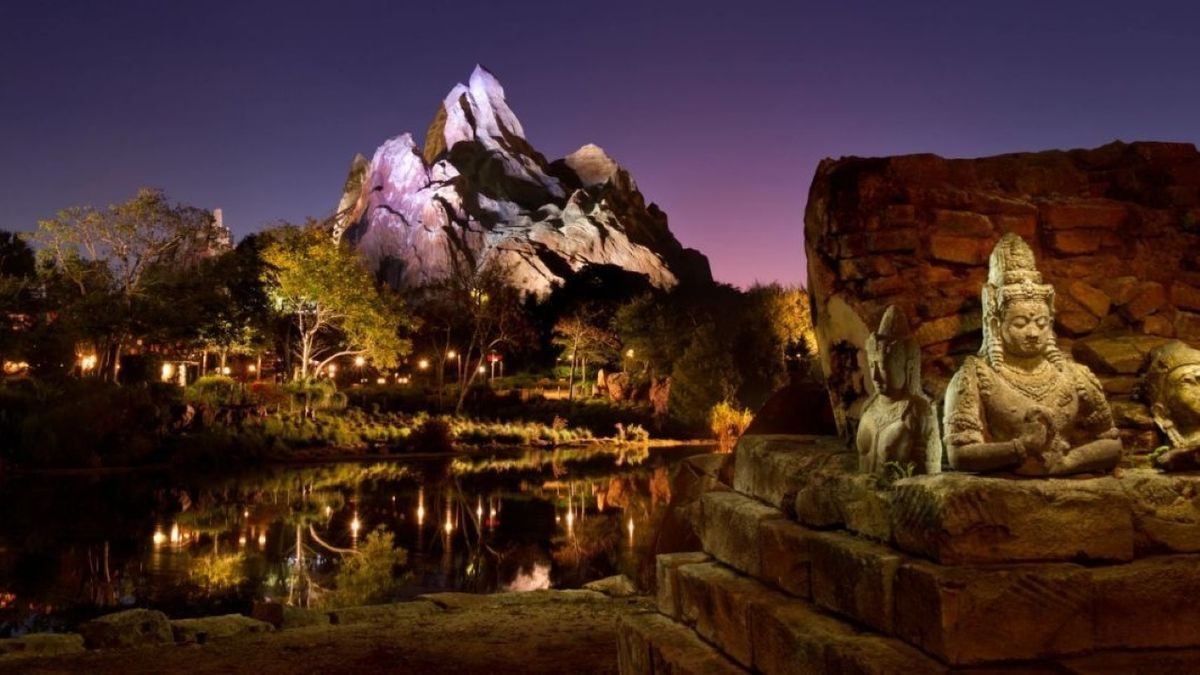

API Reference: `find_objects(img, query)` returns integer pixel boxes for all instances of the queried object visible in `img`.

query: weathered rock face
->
[805,141,1200,451]
[334,65,711,297]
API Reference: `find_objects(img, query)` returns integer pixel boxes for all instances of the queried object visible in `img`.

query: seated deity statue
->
[856,305,942,475]
[1143,340,1200,471]
[942,233,1123,476]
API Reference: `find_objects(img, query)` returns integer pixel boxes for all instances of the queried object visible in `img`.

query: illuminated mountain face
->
[334,65,710,297]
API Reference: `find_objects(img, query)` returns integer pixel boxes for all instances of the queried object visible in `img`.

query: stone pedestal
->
[619,435,1200,674]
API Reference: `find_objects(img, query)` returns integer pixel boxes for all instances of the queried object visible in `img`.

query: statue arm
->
[921,398,943,474]
[943,360,1022,472]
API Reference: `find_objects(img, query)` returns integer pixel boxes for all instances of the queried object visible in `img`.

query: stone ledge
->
[1092,556,1200,651]
[894,559,1094,666]
[733,434,848,512]
[674,561,943,674]
[676,563,769,666]
[889,473,1134,564]
[697,491,786,577]
[794,469,892,541]
[656,552,712,620]
[617,611,747,675]
[1117,469,1200,554]
[808,531,904,634]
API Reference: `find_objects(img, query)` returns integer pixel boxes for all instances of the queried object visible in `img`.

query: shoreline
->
[6,439,714,477]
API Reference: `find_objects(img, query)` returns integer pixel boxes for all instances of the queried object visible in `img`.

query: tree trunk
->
[567,341,578,402]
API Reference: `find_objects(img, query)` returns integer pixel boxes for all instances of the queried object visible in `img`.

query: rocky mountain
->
[332,65,711,297]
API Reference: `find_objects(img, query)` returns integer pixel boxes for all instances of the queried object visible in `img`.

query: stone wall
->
[804,141,1200,451]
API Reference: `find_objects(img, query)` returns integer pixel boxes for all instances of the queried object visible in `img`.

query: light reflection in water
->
[0,444,701,626]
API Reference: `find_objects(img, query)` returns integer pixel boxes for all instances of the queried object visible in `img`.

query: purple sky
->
[2,1,1198,288]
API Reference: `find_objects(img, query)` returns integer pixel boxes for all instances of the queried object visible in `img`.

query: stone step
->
[691,488,1200,666]
[733,434,850,512]
[617,610,747,675]
[735,435,1200,565]
[666,559,945,674]
[890,472,1134,564]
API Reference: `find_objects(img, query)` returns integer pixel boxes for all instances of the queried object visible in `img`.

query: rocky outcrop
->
[804,141,1200,451]
[334,65,710,297]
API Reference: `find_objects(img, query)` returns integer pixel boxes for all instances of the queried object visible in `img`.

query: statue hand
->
[1017,409,1052,456]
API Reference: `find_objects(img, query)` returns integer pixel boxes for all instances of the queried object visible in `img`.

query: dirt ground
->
[1,591,649,675]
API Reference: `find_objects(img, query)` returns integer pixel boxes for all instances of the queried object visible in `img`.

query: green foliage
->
[613,283,815,432]
[409,416,454,453]
[878,461,917,488]
[262,225,411,379]
[185,375,242,409]
[320,528,409,609]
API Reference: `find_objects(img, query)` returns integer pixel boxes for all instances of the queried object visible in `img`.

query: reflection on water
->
[0,444,704,635]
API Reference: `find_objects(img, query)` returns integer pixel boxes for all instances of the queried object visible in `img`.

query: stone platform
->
[617,435,1200,673]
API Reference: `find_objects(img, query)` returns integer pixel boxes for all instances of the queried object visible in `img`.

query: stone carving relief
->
[1143,340,1200,471]
[942,233,1123,476]
[856,306,942,476]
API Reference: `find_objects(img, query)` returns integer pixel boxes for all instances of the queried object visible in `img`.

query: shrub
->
[408,417,454,453]
[709,400,754,453]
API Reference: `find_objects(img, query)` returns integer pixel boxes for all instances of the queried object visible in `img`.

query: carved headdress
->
[980,233,1059,366]
[865,305,922,396]
[1144,341,1200,411]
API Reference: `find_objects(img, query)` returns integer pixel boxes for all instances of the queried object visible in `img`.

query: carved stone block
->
[889,473,1134,564]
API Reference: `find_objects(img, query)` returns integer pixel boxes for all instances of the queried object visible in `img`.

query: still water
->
[0,444,707,635]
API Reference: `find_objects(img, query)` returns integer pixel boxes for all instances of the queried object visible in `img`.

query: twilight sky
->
[2,1,1198,288]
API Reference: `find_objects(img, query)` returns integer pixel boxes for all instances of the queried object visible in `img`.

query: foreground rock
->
[0,634,84,660]
[78,609,173,649]
[1,591,641,675]
[169,615,274,644]
[335,65,711,297]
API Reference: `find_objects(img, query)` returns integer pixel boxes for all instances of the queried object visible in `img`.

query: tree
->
[552,304,619,400]
[34,188,225,380]
[261,225,410,380]
[0,231,37,370]
[734,284,816,408]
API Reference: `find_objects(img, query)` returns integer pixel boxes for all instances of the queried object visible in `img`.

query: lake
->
[0,444,709,636]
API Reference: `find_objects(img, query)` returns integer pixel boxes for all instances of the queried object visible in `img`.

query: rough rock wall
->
[804,141,1200,452]
[333,65,711,297]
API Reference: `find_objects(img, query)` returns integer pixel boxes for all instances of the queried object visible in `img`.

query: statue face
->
[1163,364,1200,436]
[876,340,909,393]
[998,299,1052,359]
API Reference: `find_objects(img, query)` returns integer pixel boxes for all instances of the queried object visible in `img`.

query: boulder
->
[616,610,745,675]
[0,633,85,659]
[251,601,330,630]
[78,608,173,649]
[327,601,441,625]
[583,574,639,598]
[695,491,786,576]
[169,614,274,644]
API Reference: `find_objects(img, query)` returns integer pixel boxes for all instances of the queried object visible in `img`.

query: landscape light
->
[247,364,256,373]
[354,356,365,367]
[478,365,486,374]
[376,377,387,385]
[418,359,430,370]
[221,366,231,375]
[161,363,174,382]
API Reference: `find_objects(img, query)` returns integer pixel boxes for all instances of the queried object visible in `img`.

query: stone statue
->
[942,233,1122,476]
[1143,340,1200,471]
[856,305,942,476]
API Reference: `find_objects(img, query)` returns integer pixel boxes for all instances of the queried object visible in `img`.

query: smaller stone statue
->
[942,233,1122,476]
[1143,340,1200,471]
[856,305,942,476]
